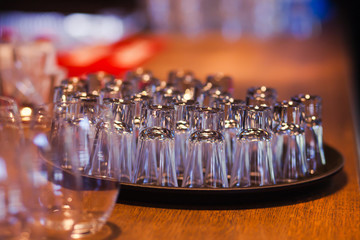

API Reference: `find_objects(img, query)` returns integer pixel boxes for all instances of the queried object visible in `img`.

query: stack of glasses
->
[51,69,326,188]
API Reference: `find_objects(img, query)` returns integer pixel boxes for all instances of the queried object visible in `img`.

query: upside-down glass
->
[182,107,228,188]
[291,94,325,174]
[230,105,275,187]
[134,105,177,187]
[86,99,135,183]
[131,93,153,166]
[125,68,160,95]
[214,98,246,178]
[273,101,308,182]
[173,100,198,180]
[206,73,234,96]
[66,96,99,171]
[246,86,278,107]
[167,70,202,101]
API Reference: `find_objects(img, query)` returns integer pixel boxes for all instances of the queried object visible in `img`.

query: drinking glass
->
[65,96,99,171]
[273,101,308,182]
[182,107,228,188]
[153,88,182,105]
[291,94,325,174]
[99,87,122,105]
[86,99,135,183]
[197,85,223,107]
[86,72,115,94]
[173,100,198,180]
[246,86,277,107]
[131,93,153,159]
[0,96,27,240]
[230,105,275,187]
[19,132,82,239]
[28,102,119,238]
[134,105,177,187]
[125,68,160,95]
[167,70,202,101]
[206,73,234,96]
[214,98,246,178]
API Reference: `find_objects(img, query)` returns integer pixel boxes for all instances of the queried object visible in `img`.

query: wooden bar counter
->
[99,27,360,240]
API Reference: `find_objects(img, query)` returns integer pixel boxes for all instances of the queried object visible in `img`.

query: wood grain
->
[103,27,360,240]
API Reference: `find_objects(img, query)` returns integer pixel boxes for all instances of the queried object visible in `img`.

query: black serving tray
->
[117,144,344,206]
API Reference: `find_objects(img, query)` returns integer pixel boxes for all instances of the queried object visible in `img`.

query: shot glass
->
[246,86,277,107]
[273,101,308,182]
[291,94,325,174]
[167,70,202,101]
[206,73,234,96]
[153,88,182,105]
[60,77,88,93]
[86,72,115,95]
[214,98,246,178]
[173,100,198,180]
[131,93,153,160]
[230,105,275,187]
[99,78,123,104]
[134,105,177,187]
[86,99,135,183]
[125,68,160,95]
[65,96,100,170]
[182,107,228,188]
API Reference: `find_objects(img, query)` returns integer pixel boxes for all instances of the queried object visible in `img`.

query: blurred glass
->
[27,102,119,238]
[0,96,27,240]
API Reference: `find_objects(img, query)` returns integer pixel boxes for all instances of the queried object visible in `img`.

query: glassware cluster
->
[48,69,326,189]
[0,68,327,238]
[1,94,119,239]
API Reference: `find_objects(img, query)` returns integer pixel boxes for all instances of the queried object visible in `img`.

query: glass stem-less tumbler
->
[273,101,307,182]
[131,93,153,170]
[67,97,99,170]
[215,99,245,178]
[174,100,198,180]
[230,106,275,187]
[86,99,135,183]
[134,105,177,187]
[182,107,228,188]
[291,94,325,174]
[246,86,277,107]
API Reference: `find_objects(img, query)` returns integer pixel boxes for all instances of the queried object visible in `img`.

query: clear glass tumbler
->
[182,107,228,188]
[230,105,275,187]
[291,94,325,174]
[134,105,178,187]
[86,99,135,183]
[0,96,27,240]
[29,102,119,239]
[273,101,308,182]
[173,100,198,180]
[214,99,246,178]
[246,86,277,107]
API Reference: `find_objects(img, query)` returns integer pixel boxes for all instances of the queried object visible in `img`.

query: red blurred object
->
[57,35,165,77]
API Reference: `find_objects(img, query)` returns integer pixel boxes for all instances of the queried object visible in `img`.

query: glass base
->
[71,221,110,239]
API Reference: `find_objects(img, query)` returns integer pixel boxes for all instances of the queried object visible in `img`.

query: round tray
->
[117,144,344,206]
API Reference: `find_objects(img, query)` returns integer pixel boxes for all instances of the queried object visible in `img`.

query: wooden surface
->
[102,27,360,240]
